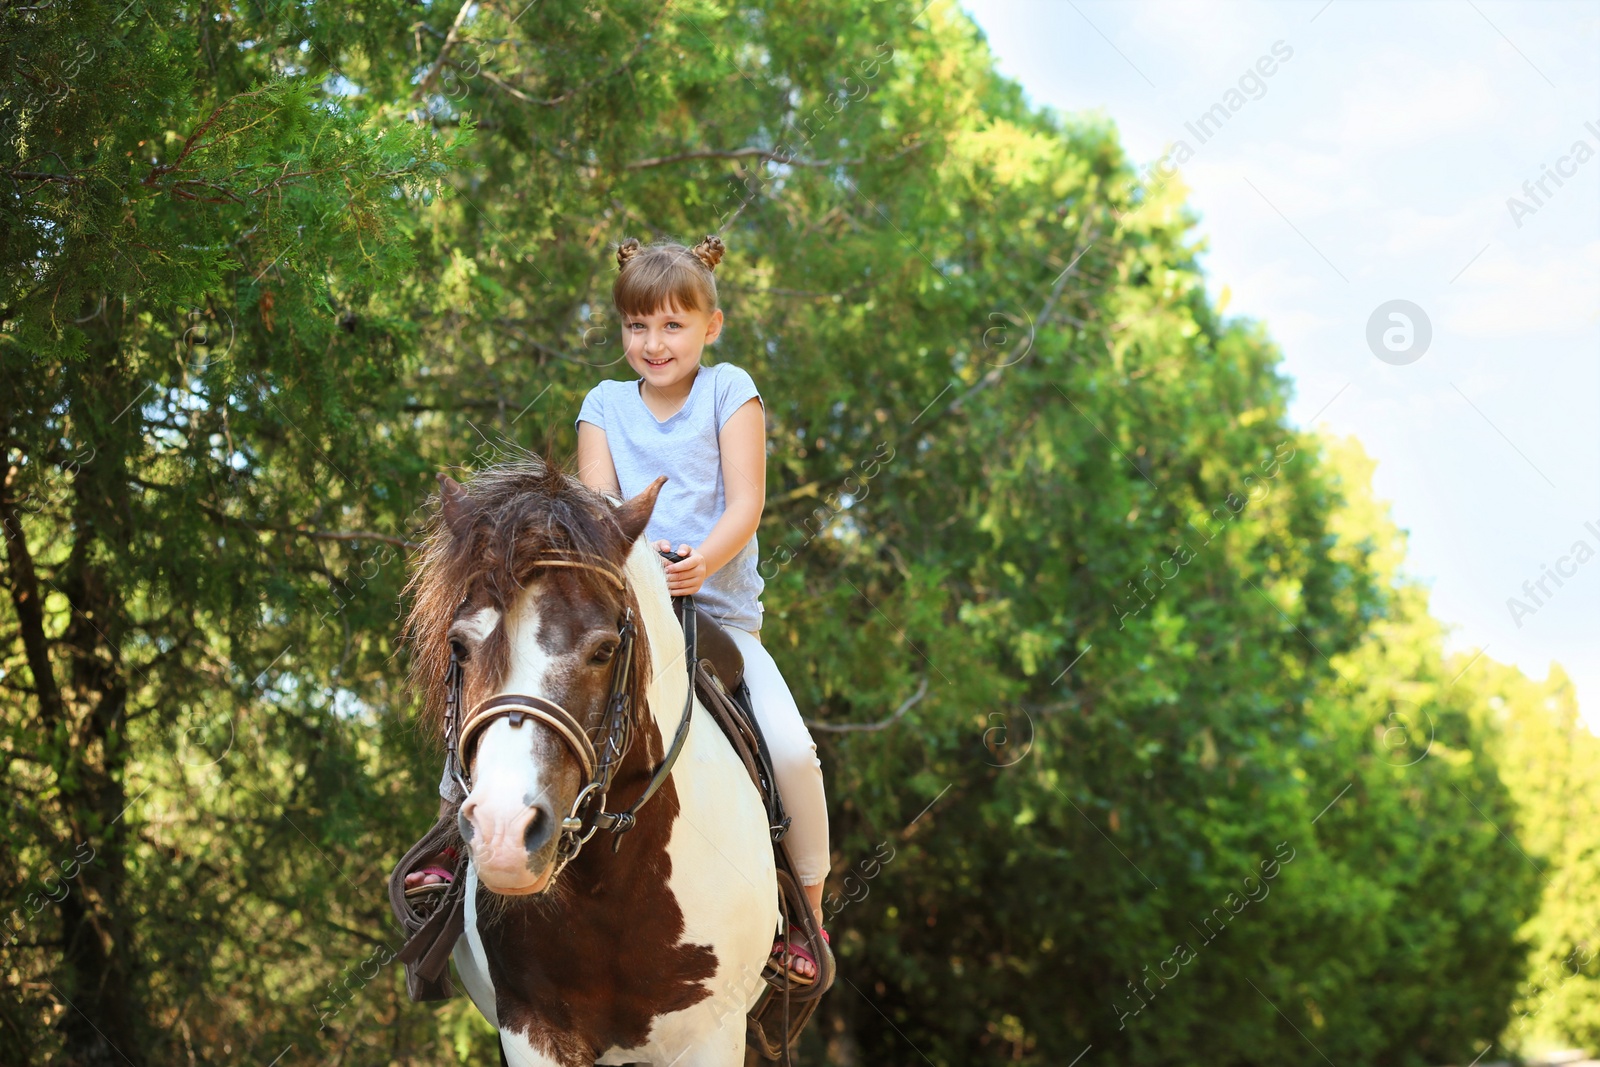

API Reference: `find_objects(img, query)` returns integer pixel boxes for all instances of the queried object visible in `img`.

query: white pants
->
[727,627,830,888]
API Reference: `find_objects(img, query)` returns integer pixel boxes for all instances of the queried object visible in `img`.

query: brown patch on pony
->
[479,740,718,1065]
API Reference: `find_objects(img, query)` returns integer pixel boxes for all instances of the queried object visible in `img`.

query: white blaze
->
[462,592,567,892]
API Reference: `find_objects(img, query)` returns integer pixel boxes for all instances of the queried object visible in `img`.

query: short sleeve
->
[713,364,762,433]
[576,383,607,431]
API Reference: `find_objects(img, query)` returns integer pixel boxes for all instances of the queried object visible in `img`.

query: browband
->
[526,552,625,592]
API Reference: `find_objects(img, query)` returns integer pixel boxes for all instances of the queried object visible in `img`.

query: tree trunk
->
[2,367,146,1065]
[57,364,144,1066]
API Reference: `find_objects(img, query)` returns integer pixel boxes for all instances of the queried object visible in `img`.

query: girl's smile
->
[623,303,724,416]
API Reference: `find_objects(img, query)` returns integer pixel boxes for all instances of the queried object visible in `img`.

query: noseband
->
[444,551,695,873]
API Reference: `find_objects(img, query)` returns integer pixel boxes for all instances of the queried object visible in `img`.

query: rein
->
[444,551,695,874]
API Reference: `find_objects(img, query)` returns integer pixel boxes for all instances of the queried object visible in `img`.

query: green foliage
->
[3,0,462,1062]
[1462,658,1600,1060]
[0,1,1589,1065]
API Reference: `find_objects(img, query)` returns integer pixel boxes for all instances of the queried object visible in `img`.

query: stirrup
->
[399,852,458,919]
[765,928,829,988]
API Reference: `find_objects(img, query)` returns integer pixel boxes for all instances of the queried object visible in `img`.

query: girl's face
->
[621,302,724,393]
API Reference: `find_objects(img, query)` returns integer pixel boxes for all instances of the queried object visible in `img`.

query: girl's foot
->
[769,927,828,984]
[402,848,459,895]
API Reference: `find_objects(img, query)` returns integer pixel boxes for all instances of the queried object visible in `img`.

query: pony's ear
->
[437,473,474,542]
[614,475,666,548]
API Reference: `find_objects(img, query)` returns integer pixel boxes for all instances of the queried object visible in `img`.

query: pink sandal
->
[402,847,459,902]
[769,927,829,986]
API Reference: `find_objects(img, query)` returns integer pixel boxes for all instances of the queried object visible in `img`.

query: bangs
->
[612,245,718,317]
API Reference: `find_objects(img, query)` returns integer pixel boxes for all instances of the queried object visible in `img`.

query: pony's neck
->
[623,539,690,762]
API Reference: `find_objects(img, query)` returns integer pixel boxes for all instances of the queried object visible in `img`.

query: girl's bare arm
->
[576,421,622,496]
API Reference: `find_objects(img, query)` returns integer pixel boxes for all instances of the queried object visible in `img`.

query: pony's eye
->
[590,642,618,665]
[448,636,470,662]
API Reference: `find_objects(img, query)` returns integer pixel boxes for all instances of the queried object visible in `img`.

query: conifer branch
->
[0,483,66,728]
[465,18,658,108]
[7,170,86,186]
[624,141,927,171]
[807,678,928,733]
[197,502,421,550]
[285,528,422,549]
[142,89,270,190]
[413,0,477,101]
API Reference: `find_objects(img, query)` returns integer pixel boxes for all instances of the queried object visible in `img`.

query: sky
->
[958,0,1600,725]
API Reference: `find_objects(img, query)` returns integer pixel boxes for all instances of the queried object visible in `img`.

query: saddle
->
[673,605,834,1061]
[670,601,794,847]
[387,599,833,1062]
[678,601,744,692]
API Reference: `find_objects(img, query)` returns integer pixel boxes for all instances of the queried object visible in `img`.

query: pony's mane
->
[402,457,651,739]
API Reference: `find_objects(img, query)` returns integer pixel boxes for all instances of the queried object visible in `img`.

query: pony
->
[404,460,779,1067]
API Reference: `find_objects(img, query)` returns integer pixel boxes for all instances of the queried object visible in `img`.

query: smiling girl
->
[574,235,831,984]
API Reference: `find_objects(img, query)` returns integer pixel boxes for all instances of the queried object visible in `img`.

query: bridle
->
[444,550,695,877]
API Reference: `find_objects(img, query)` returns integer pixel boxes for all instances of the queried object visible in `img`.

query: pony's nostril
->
[457,805,476,844]
[523,805,554,854]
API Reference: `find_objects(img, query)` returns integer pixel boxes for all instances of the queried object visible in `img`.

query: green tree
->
[1463,658,1600,1059]
[2,0,457,1062]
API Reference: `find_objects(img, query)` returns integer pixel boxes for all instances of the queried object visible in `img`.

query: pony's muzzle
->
[459,794,559,895]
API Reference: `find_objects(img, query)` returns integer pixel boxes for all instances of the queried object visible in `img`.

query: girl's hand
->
[659,541,708,596]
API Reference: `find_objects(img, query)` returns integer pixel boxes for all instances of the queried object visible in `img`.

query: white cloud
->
[1304,56,1506,152]
[1443,240,1600,337]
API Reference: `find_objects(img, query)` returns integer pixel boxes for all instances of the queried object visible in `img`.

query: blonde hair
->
[612,235,725,317]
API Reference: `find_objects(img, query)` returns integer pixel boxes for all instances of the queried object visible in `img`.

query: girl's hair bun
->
[690,234,725,271]
[611,234,724,315]
[616,237,643,270]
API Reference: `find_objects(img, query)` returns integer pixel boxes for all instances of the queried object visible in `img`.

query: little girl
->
[574,235,830,982]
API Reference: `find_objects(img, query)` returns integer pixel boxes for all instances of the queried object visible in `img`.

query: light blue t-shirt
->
[576,362,765,632]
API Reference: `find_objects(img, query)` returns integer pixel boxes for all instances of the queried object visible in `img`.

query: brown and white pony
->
[406,461,778,1066]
